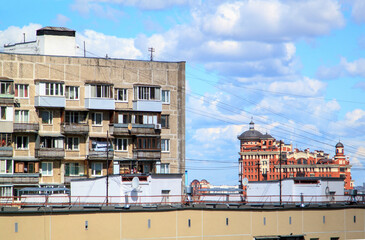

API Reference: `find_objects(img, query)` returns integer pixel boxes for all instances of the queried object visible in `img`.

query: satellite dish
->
[242,178,249,187]
[131,177,140,189]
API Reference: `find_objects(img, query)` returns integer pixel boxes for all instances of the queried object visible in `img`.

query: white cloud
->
[0,24,42,49]
[317,57,365,79]
[71,0,124,20]
[54,14,70,26]
[350,0,365,23]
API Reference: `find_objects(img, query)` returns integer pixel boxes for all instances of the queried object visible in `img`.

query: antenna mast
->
[148,47,155,61]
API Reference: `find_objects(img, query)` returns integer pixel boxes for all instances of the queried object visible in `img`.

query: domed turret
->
[335,141,344,155]
[238,120,264,140]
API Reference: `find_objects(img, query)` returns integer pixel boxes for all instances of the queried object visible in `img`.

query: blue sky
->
[1,0,365,186]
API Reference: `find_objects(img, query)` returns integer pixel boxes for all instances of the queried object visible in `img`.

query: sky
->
[1,0,365,187]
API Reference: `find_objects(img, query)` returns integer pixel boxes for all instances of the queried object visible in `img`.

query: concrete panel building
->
[0,27,185,197]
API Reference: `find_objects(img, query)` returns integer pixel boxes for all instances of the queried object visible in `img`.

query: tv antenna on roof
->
[148,47,155,61]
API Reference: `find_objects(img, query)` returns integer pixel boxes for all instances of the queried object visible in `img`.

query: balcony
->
[13,123,39,133]
[35,148,65,159]
[0,147,13,157]
[133,100,162,112]
[110,123,160,136]
[64,175,87,184]
[133,149,161,160]
[0,173,40,184]
[85,98,115,110]
[35,96,66,108]
[88,150,114,160]
[61,123,89,135]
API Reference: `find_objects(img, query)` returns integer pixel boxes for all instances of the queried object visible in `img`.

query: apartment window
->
[41,162,53,176]
[65,86,79,100]
[15,162,38,173]
[137,138,160,150]
[162,90,170,104]
[0,160,13,174]
[65,163,81,176]
[0,133,11,147]
[115,88,128,102]
[41,111,53,124]
[66,137,79,151]
[92,112,103,126]
[40,137,64,149]
[15,110,29,123]
[134,86,161,101]
[0,186,12,197]
[117,113,129,124]
[45,82,64,96]
[15,84,28,98]
[90,85,112,98]
[16,136,28,150]
[91,162,102,176]
[0,106,6,120]
[161,139,170,152]
[115,138,128,151]
[156,162,169,173]
[161,115,169,128]
[0,81,12,94]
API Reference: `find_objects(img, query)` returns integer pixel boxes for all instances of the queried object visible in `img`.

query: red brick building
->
[238,121,353,190]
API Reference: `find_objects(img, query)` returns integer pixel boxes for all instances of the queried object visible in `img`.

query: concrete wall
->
[0,207,364,240]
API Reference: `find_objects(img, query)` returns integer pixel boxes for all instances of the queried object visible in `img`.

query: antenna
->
[131,177,140,190]
[23,33,25,43]
[148,47,155,61]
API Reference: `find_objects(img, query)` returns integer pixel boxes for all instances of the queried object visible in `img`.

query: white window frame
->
[90,85,113,98]
[41,111,53,124]
[115,88,128,102]
[91,162,103,176]
[41,162,53,176]
[16,136,29,150]
[66,137,79,151]
[65,86,79,100]
[65,162,83,176]
[0,160,13,174]
[134,86,161,101]
[44,82,64,96]
[0,186,12,197]
[115,138,128,151]
[161,139,170,152]
[0,82,12,95]
[162,90,170,104]
[15,110,29,123]
[92,112,103,126]
[15,84,29,98]
[0,106,6,120]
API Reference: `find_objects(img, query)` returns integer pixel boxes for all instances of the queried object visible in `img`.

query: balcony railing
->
[13,123,39,132]
[88,150,114,160]
[35,148,65,159]
[34,96,66,108]
[133,149,161,159]
[110,123,160,136]
[0,173,40,184]
[0,147,13,157]
[64,175,87,184]
[61,124,89,134]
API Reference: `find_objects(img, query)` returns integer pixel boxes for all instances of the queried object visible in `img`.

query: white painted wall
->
[37,35,76,56]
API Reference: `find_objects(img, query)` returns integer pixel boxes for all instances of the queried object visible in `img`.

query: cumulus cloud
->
[53,14,70,26]
[0,24,41,49]
[317,57,365,80]
[349,0,365,23]
[71,0,124,20]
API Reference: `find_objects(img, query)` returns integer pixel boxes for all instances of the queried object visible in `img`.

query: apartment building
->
[0,27,185,197]
[238,121,353,190]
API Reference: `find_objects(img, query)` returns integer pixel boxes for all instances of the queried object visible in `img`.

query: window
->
[91,162,102,176]
[41,162,53,176]
[90,85,113,98]
[117,113,129,124]
[0,81,12,95]
[162,90,170,104]
[137,138,160,150]
[0,186,12,197]
[161,139,170,152]
[161,115,169,128]
[15,84,28,98]
[16,136,28,150]
[66,137,79,150]
[115,138,128,151]
[15,110,29,123]
[0,106,6,120]
[40,137,64,149]
[0,133,11,147]
[0,160,13,174]
[15,162,38,173]
[134,86,161,101]
[65,163,82,176]
[92,112,103,126]
[41,111,53,124]
[115,88,128,102]
[44,82,64,96]
[65,86,79,100]
[160,163,169,173]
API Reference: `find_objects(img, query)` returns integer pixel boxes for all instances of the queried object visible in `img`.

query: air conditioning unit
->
[155,124,161,129]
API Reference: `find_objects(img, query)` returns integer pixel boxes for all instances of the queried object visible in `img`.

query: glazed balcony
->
[0,173,40,184]
[85,98,115,110]
[35,96,66,108]
[133,149,161,160]
[61,123,89,135]
[13,123,39,133]
[109,123,160,136]
[0,147,13,157]
[35,148,65,159]
[132,100,161,112]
